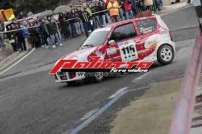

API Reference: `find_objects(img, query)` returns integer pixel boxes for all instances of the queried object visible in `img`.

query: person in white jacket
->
[144,0,153,10]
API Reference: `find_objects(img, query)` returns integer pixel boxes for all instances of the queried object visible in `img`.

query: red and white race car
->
[50,14,175,84]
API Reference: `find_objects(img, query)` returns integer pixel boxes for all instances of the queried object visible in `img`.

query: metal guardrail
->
[0,5,158,34]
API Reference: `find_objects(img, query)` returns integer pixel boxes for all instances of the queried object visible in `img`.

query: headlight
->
[55,59,62,65]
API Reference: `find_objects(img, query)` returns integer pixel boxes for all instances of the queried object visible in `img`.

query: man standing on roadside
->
[107,0,120,22]
[144,0,153,10]
[124,0,134,19]
[79,5,93,37]
[17,22,30,51]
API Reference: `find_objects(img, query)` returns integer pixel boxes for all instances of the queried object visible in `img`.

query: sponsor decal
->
[50,59,153,75]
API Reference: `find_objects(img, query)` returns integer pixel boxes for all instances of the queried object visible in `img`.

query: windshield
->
[82,29,109,48]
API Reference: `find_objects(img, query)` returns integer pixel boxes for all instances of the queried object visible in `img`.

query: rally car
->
[50,14,175,84]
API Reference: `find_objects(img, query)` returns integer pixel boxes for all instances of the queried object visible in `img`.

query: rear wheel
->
[157,44,174,65]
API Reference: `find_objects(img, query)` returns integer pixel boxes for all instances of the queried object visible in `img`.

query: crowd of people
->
[0,0,163,52]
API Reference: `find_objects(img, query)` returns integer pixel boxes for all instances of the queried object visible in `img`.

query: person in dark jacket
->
[79,6,93,37]
[17,22,30,51]
[69,8,78,37]
[59,13,69,39]
[47,17,60,48]
[98,0,108,26]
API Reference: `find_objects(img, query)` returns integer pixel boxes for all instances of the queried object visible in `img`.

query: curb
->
[0,48,35,76]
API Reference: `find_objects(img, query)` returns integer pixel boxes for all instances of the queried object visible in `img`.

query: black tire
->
[66,81,76,86]
[157,44,174,65]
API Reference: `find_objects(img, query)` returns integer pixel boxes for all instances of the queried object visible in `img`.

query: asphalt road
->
[0,36,196,134]
[0,7,200,134]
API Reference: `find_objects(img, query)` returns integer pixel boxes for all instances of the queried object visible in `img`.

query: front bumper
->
[54,72,86,83]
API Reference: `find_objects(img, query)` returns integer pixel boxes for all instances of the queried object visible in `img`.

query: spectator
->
[98,0,108,26]
[74,8,82,35]
[80,6,94,37]
[119,0,126,20]
[77,7,85,34]
[22,21,31,50]
[156,0,163,11]
[85,3,95,30]
[0,21,4,32]
[47,17,62,48]
[107,0,120,22]
[123,0,134,19]
[17,26,27,51]
[65,12,72,38]
[16,22,30,51]
[40,19,50,48]
[59,13,69,39]
[69,9,78,37]
[92,2,102,28]
[29,22,41,48]
[6,24,17,51]
[144,0,154,11]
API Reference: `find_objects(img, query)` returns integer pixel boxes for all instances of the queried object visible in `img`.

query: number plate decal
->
[118,40,138,62]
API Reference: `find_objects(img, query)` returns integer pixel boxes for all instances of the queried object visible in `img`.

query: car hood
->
[63,47,97,61]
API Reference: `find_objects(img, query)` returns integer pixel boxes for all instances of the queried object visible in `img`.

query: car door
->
[108,23,138,62]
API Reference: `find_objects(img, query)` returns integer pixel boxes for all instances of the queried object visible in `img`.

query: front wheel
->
[93,72,104,82]
[157,44,174,65]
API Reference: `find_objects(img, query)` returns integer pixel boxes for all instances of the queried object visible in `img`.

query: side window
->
[111,23,137,41]
[138,19,157,34]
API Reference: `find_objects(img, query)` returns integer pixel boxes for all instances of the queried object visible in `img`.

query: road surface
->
[0,7,199,134]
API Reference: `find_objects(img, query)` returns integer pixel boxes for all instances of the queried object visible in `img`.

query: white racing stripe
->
[0,48,35,75]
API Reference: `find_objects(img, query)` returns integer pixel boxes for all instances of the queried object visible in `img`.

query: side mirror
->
[108,40,116,46]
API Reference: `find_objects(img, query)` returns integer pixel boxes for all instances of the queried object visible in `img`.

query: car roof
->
[94,14,161,32]
[107,15,158,29]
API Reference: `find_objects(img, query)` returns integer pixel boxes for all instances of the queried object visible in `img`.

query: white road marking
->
[109,87,128,99]
[0,48,35,75]
[64,87,129,134]
[129,86,150,92]
[80,109,98,121]
[61,72,153,134]
[133,72,151,81]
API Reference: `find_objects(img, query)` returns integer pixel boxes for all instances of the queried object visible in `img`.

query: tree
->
[15,0,72,13]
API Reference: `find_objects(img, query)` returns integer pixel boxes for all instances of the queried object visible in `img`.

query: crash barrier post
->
[169,33,202,134]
